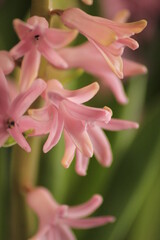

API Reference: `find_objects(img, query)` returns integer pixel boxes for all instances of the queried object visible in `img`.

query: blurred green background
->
[0,0,160,239]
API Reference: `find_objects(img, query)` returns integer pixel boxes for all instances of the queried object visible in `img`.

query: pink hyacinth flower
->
[62,118,139,176]
[0,69,46,152]
[0,51,15,75]
[29,80,112,158]
[26,187,115,240]
[59,42,147,104]
[60,8,147,78]
[10,16,77,91]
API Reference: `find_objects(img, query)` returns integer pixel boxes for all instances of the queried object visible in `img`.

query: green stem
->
[10,138,42,240]
[30,0,50,19]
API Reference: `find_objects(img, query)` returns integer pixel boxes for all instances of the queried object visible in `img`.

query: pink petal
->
[38,38,68,69]
[27,187,58,225]
[89,37,123,78]
[62,216,115,229]
[88,125,113,167]
[118,37,139,50]
[28,105,52,122]
[81,0,93,5]
[45,28,78,49]
[8,123,31,152]
[100,118,139,131]
[20,48,41,91]
[123,58,148,77]
[0,51,15,75]
[60,99,112,123]
[101,72,128,104]
[67,194,103,218]
[60,101,93,157]
[61,8,116,46]
[13,19,33,40]
[75,149,89,176]
[0,129,9,147]
[10,40,33,60]
[18,116,51,136]
[0,69,10,115]
[43,109,64,153]
[27,16,49,28]
[61,130,76,169]
[47,80,99,104]
[10,79,46,120]
[58,225,76,240]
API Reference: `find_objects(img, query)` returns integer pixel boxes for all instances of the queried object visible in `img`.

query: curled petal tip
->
[93,82,100,91]
[104,106,113,116]
[82,0,93,5]
[134,123,139,129]
[108,216,116,223]
[93,194,103,205]
[142,65,148,74]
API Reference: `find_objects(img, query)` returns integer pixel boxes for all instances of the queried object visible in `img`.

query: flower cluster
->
[0,4,147,240]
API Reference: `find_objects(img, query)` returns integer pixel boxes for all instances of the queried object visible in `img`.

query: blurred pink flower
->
[101,0,160,39]
[0,69,46,152]
[29,80,138,175]
[59,42,147,104]
[10,16,77,91]
[60,8,147,78]
[29,80,112,155]
[27,187,115,240]
[0,51,15,75]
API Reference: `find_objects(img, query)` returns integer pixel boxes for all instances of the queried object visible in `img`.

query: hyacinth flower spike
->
[26,187,115,240]
[58,8,147,78]
[29,80,112,157]
[0,50,15,75]
[0,69,47,152]
[59,42,147,104]
[10,16,77,91]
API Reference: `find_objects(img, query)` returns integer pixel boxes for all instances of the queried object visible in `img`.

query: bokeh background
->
[0,0,160,239]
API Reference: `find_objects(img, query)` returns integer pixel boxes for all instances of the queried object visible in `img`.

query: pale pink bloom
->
[60,8,147,78]
[29,80,112,158]
[81,0,93,5]
[101,0,160,39]
[10,16,77,91]
[0,69,46,152]
[0,51,15,74]
[27,187,115,240]
[59,42,147,104]
[62,118,139,176]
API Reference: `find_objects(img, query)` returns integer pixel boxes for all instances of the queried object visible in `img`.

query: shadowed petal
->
[20,48,41,91]
[123,58,148,76]
[61,130,76,169]
[45,28,78,49]
[60,101,93,157]
[0,130,9,147]
[67,194,103,218]
[75,149,89,176]
[0,69,10,115]
[0,51,15,75]
[10,79,46,120]
[8,124,31,152]
[61,99,112,123]
[10,40,33,60]
[38,38,68,69]
[100,118,139,131]
[18,116,51,136]
[88,125,113,167]
[47,80,99,104]
[58,225,76,240]
[43,110,64,153]
[62,216,115,229]
[13,19,33,39]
